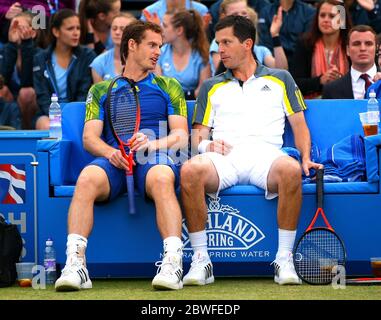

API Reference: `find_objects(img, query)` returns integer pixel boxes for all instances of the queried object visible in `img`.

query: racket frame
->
[105,76,141,214]
[293,168,347,285]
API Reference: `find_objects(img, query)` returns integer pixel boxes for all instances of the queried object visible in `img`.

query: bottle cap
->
[51,93,58,102]
[46,238,53,246]
[369,90,376,98]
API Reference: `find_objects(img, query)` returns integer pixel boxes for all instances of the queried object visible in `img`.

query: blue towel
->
[320,134,366,182]
[282,135,366,183]
[281,142,320,183]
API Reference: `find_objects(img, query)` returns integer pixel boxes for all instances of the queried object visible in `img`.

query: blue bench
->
[36,99,381,277]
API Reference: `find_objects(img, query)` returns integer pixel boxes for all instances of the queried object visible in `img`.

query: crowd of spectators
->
[0,0,381,129]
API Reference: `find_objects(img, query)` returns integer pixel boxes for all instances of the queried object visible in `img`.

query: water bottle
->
[367,90,380,124]
[49,94,62,139]
[44,238,57,285]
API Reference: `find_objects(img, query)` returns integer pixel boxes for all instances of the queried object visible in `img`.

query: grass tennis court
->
[1,278,381,300]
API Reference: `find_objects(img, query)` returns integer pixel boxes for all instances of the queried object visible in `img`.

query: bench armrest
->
[364,134,381,183]
[37,139,72,186]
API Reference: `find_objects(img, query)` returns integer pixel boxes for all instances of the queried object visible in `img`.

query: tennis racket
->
[293,168,346,285]
[106,76,140,215]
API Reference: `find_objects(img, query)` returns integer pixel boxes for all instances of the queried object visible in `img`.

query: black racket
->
[106,76,140,215]
[293,168,346,285]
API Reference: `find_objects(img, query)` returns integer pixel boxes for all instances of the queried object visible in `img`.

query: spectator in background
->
[141,0,209,25]
[0,11,43,129]
[91,13,136,83]
[257,0,316,63]
[322,25,381,99]
[290,0,351,98]
[365,37,381,98]
[211,0,288,76]
[0,1,76,44]
[78,0,121,55]
[209,0,270,38]
[33,9,96,130]
[345,0,381,34]
[0,75,21,129]
[156,9,210,99]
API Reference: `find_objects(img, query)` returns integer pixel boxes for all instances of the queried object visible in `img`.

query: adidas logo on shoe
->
[152,254,183,290]
[183,255,214,286]
[55,261,92,291]
[272,252,302,285]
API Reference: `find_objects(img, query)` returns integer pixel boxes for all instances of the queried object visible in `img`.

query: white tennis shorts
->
[203,142,287,200]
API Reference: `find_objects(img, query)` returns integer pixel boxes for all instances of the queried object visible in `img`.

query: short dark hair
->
[215,15,256,47]
[347,25,376,45]
[120,20,162,65]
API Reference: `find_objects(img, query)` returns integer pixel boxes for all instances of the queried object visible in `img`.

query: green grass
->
[1,278,381,300]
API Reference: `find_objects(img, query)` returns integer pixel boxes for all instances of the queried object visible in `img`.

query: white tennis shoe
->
[152,254,183,290]
[272,251,302,285]
[183,254,214,286]
[55,260,92,291]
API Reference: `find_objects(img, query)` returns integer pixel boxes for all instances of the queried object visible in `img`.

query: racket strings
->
[295,229,345,284]
[109,84,138,142]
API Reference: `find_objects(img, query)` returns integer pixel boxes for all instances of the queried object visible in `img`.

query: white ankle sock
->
[66,233,87,265]
[163,236,183,256]
[189,230,209,260]
[276,229,296,259]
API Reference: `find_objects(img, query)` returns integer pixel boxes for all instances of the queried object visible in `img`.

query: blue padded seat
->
[37,99,380,196]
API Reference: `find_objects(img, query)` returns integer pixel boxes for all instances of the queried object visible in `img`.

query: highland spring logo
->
[182,197,269,259]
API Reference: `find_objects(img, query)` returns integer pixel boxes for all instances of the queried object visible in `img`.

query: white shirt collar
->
[351,64,377,82]
[351,64,377,99]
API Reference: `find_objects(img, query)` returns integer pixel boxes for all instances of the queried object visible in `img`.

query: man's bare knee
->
[181,159,208,187]
[278,159,302,189]
[75,167,109,200]
[146,166,175,198]
[149,171,174,188]
[268,157,302,192]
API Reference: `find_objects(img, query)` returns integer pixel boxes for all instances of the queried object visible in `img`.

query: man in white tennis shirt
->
[180,15,322,286]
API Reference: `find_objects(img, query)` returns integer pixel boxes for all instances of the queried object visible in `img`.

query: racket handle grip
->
[126,175,136,215]
[316,168,324,209]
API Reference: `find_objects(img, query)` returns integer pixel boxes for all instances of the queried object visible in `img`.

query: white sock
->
[276,229,297,259]
[66,233,88,265]
[163,236,183,257]
[189,230,209,260]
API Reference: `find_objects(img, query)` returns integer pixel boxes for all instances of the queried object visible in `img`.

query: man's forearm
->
[294,128,311,161]
[151,129,189,151]
[83,135,116,159]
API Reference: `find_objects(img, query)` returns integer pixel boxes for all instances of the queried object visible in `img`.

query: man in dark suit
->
[323,25,381,99]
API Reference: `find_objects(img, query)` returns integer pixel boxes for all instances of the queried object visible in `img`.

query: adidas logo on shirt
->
[261,85,272,92]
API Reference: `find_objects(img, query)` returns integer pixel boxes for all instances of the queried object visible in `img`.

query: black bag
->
[0,216,23,287]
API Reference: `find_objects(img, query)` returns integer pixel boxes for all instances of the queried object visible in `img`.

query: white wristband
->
[198,140,212,153]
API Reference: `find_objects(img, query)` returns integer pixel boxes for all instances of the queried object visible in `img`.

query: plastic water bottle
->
[44,238,57,285]
[367,90,380,124]
[49,94,62,139]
